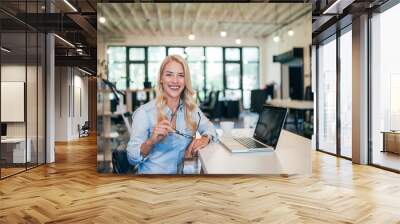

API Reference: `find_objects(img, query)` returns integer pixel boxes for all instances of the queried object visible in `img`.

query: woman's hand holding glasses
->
[141,119,174,157]
[149,119,175,144]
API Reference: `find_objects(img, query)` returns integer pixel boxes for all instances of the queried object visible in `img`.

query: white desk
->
[199,129,311,175]
[265,99,313,110]
[1,138,31,163]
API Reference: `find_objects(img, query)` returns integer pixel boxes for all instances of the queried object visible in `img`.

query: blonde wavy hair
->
[155,55,197,131]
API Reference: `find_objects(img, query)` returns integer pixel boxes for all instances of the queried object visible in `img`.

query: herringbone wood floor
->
[1,135,400,223]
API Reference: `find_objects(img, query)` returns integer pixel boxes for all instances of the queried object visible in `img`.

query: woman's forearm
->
[140,139,155,157]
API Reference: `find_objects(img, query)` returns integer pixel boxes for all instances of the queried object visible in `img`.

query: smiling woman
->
[125,55,217,174]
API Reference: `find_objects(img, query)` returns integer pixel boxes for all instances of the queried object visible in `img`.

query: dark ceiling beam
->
[66,14,97,46]
[55,56,96,70]
[13,13,82,32]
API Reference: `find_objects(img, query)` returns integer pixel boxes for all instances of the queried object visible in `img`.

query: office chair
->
[250,89,268,114]
[305,85,313,101]
[78,121,90,138]
[201,91,222,119]
[112,144,137,174]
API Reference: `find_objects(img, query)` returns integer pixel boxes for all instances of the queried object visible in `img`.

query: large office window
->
[148,47,166,86]
[107,47,127,90]
[107,46,259,108]
[371,3,400,171]
[339,28,352,158]
[128,47,146,89]
[205,47,223,93]
[317,36,337,154]
[224,48,241,100]
[186,47,205,99]
[243,48,260,109]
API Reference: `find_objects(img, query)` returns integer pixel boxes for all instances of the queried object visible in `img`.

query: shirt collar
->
[164,98,184,117]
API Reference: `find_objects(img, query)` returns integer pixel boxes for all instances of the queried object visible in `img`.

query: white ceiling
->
[98,3,311,39]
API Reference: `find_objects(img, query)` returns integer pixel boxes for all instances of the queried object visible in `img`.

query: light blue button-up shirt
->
[126,99,217,174]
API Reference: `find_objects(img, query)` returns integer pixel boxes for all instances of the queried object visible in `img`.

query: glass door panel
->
[1,30,28,177]
[339,30,352,158]
[317,37,337,154]
[27,31,38,169]
[371,4,400,171]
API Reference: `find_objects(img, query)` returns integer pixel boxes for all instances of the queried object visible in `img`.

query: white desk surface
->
[265,99,313,110]
[1,138,27,143]
[199,129,312,175]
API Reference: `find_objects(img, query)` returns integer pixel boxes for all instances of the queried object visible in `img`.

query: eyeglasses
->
[170,112,201,139]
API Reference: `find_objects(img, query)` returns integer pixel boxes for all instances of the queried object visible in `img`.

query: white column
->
[352,14,369,164]
[311,45,317,150]
[46,32,55,163]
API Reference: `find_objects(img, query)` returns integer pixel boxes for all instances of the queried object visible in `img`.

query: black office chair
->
[250,89,268,114]
[78,121,90,138]
[200,91,214,109]
[112,144,137,174]
[304,85,313,101]
[201,91,222,119]
[266,84,275,99]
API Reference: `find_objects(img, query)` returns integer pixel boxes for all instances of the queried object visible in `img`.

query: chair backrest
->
[266,84,275,99]
[209,91,220,108]
[250,89,267,114]
[305,85,313,101]
[82,121,90,129]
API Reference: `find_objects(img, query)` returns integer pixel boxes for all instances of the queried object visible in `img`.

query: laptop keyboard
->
[233,137,266,149]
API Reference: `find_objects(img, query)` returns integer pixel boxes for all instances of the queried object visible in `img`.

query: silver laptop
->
[219,106,288,153]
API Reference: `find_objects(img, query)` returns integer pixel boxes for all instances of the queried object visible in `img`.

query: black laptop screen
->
[253,106,288,148]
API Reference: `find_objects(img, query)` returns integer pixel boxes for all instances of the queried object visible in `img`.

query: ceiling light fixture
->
[54,34,75,48]
[235,39,241,45]
[273,35,280,42]
[288,29,294,36]
[322,0,349,15]
[188,33,195,41]
[78,67,93,76]
[272,5,280,43]
[99,16,106,24]
[63,0,78,12]
[1,47,11,53]
[220,31,227,37]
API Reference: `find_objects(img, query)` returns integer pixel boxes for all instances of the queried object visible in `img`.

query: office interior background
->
[0,0,400,222]
[97,3,312,173]
[0,0,97,179]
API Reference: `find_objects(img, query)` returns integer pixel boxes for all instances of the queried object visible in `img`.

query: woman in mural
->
[126,55,217,174]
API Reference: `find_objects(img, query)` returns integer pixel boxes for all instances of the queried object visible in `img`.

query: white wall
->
[1,63,46,163]
[263,14,312,96]
[54,67,89,141]
[1,65,41,136]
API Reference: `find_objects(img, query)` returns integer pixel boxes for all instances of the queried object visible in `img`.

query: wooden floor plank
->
[1,135,400,223]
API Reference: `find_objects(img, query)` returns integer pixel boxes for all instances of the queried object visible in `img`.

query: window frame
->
[107,45,260,106]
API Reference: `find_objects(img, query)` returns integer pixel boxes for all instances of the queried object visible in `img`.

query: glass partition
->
[0,1,46,179]
[38,32,45,165]
[339,29,352,158]
[317,36,337,154]
[1,30,28,178]
[27,31,38,169]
